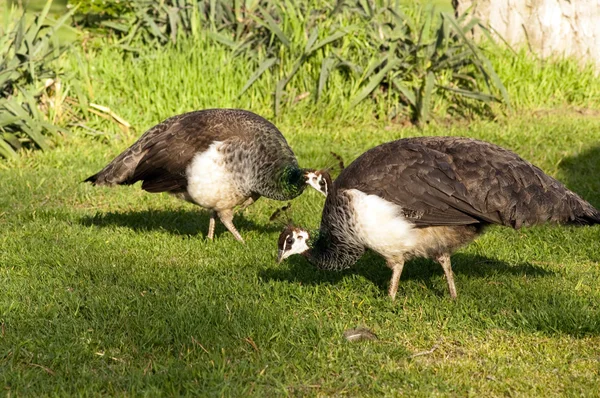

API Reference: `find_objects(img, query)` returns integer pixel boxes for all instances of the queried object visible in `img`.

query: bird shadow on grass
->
[260,251,553,295]
[261,253,600,337]
[558,145,600,208]
[79,209,281,237]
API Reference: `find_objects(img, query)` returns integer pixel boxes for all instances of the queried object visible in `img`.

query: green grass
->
[2,15,600,396]
[65,35,600,149]
[1,113,600,395]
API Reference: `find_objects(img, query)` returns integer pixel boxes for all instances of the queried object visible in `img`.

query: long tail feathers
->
[83,173,100,185]
[574,211,600,226]
[83,147,145,186]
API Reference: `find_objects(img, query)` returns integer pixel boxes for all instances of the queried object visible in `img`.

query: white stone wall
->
[456,0,600,70]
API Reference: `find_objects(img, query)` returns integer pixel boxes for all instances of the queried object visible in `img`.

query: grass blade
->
[305,28,319,55]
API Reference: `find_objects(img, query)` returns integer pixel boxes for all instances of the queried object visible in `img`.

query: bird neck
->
[302,229,364,271]
[275,165,306,200]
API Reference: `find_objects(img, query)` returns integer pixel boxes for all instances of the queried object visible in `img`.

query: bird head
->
[304,169,331,197]
[277,225,310,264]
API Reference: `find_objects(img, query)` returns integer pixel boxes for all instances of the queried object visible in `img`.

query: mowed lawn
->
[1,111,600,395]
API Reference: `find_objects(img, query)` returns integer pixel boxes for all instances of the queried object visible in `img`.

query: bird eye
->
[319,179,326,186]
[286,237,294,246]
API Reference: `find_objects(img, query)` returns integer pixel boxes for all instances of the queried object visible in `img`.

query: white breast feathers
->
[346,189,418,258]
[186,142,245,210]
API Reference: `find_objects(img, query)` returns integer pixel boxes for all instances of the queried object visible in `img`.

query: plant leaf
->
[308,29,347,54]
[317,57,336,102]
[35,0,53,36]
[350,57,401,108]
[0,113,21,128]
[206,31,237,48]
[0,137,18,159]
[239,57,277,96]
[258,8,290,48]
[438,85,499,102]
[442,12,511,109]
[141,12,168,43]
[392,79,416,107]
[275,55,306,115]
[100,21,129,33]
[167,6,180,43]
[304,27,319,54]
[419,71,435,122]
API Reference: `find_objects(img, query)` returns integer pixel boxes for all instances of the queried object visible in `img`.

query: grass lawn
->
[2,6,600,393]
[1,111,600,395]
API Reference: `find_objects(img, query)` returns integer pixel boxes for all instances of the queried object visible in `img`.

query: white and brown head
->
[304,169,331,197]
[277,225,310,264]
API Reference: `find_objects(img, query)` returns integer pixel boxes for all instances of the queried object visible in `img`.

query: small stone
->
[343,327,378,342]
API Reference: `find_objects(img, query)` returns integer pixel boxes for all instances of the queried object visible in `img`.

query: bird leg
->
[218,209,245,243]
[386,258,405,300]
[436,253,457,299]
[207,210,216,240]
[238,193,260,212]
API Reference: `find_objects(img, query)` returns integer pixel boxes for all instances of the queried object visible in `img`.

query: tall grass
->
[489,47,600,110]
[64,30,600,146]
[63,35,381,137]
[70,0,509,123]
[4,0,600,158]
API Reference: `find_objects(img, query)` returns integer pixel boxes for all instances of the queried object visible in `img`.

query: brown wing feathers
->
[86,109,250,193]
[335,137,600,229]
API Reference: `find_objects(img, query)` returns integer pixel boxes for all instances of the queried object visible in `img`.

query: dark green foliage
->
[69,0,132,18]
[0,0,74,158]
[69,0,134,28]
[340,2,510,122]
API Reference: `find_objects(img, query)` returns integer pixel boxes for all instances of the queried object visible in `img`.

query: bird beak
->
[277,250,284,264]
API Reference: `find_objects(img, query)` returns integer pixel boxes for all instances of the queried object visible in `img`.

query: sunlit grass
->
[1,113,600,395]
[2,1,600,394]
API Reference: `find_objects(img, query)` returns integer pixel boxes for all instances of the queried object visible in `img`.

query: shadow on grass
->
[558,145,600,208]
[261,252,600,337]
[79,208,280,238]
[261,251,553,295]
